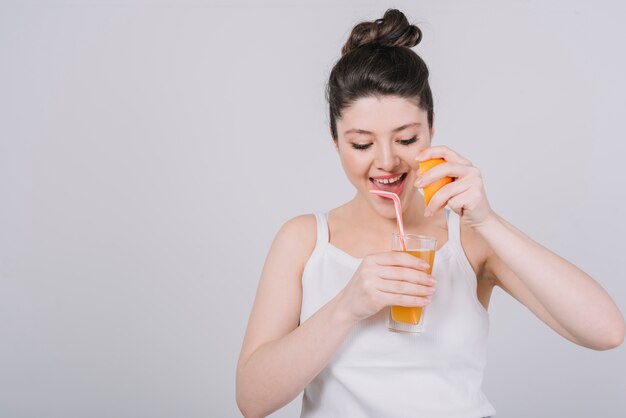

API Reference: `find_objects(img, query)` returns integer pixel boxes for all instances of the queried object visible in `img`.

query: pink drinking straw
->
[369,190,407,251]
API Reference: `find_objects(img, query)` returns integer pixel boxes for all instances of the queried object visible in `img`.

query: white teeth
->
[373,174,403,184]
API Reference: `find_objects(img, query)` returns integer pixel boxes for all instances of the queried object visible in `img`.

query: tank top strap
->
[445,208,461,246]
[313,212,330,246]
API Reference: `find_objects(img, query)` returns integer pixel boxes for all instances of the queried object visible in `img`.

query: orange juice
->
[392,249,435,324]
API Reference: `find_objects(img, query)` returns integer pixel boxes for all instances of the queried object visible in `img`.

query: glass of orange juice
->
[388,233,437,334]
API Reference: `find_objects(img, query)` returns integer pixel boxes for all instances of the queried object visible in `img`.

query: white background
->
[1,0,625,417]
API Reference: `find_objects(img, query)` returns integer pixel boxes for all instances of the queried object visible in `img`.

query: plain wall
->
[1,0,625,417]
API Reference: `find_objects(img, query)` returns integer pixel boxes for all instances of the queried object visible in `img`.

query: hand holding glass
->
[388,233,437,333]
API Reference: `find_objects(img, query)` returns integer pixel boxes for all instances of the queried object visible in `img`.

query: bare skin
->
[236,96,625,418]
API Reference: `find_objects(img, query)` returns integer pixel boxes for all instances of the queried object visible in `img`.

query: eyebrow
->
[343,122,421,136]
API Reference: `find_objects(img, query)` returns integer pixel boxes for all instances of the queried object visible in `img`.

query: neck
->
[348,191,428,235]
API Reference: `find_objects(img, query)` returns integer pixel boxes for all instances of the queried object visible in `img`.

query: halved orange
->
[418,158,453,206]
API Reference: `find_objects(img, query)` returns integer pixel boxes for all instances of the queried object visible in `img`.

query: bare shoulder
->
[273,214,318,267]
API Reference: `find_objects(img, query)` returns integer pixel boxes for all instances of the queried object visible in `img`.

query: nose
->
[375,141,400,172]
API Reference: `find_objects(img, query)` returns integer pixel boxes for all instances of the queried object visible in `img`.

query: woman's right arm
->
[236,215,435,418]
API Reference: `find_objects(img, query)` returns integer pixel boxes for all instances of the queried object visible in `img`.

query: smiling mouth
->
[369,173,408,194]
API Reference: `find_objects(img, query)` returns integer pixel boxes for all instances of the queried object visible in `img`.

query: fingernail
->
[424,209,431,217]
[414,180,423,187]
[427,288,436,295]
[429,278,436,285]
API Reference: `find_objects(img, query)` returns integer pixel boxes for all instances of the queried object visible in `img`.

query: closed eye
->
[398,136,417,145]
[351,143,372,151]
[350,136,417,151]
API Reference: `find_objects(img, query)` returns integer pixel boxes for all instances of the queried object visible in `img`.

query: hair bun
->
[341,9,422,56]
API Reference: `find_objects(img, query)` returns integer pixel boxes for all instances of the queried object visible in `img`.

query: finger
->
[378,266,435,286]
[446,194,465,217]
[377,279,436,297]
[384,293,431,308]
[446,185,486,216]
[375,251,431,271]
[414,161,468,187]
[425,178,472,215]
[416,145,472,166]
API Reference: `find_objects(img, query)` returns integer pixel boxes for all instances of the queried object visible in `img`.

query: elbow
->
[235,387,245,417]
[236,393,266,418]
[236,375,266,418]
[594,332,624,351]
[236,354,273,418]
[236,376,252,418]
[591,317,625,351]
[236,386,257,418]
[236,397,254,418]
[605,320,625,350]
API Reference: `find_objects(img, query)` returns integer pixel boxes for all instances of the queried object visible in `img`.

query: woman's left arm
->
[476,214,624,350]
[416,146,625,351]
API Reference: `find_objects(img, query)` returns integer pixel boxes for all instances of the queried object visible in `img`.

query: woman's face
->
[335,95,434,219]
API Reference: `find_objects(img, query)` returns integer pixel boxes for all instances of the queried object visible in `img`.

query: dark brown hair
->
[326,9,433,141]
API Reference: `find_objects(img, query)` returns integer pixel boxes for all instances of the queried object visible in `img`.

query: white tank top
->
[299,209,496,418]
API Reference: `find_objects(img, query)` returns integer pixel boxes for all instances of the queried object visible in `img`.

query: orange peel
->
[418,158,453,206]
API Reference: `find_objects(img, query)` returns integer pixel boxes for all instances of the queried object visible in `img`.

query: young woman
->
[236,9,624,418]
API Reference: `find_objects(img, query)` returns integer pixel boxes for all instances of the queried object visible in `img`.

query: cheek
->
[398,149,421,172]
[339,151,369,176]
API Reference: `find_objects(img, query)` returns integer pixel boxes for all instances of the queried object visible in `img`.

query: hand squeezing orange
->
[418,158,453,205]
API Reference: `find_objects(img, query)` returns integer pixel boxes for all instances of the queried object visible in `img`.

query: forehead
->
[338,96,426,134]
